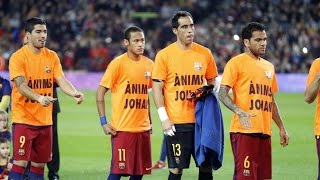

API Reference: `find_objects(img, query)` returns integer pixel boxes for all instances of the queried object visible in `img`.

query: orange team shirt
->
[306,58,320,135]
[9,45,64,126]
[221,53,278,136]
[100,53,153,132]
[152,42,218,124]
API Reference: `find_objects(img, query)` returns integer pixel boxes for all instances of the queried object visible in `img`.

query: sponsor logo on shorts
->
[119,162,125,169]
[145,167,152,171]
[18,148,25,156]
[175,157,180,164]
[243,169,250,176]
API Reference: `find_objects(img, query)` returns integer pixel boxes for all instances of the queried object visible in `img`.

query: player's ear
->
[123,39,129,46]
[172,28,177,35]
[243,39,250,47]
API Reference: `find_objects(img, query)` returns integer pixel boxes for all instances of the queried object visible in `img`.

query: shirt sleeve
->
[221,59,238,88]
[52,52,64,81]
[9,53,25,80]
[100,60,119,89]
[152,51,167,81]
[306,59,320,86]
[205,48,218,80]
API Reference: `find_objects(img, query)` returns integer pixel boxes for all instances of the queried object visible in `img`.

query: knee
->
[30,162,46,168]
[13,160,28,167]
[169,168,183,174]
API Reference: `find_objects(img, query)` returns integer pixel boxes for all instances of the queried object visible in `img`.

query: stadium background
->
[0,0,319,179]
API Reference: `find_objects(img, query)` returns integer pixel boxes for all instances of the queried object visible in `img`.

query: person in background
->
[47,84,60,180]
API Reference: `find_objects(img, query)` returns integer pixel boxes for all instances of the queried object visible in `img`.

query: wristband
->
[157,107,169,122]
[100,116,107,126]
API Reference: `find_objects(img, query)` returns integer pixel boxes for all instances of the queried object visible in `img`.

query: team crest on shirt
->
[119,162,125,169]
[265,71,272,80]
[18,148,25,156]
[194,62,202,71]
[144,71,151,79]
[45,66,51,73]
[243,169,250,176]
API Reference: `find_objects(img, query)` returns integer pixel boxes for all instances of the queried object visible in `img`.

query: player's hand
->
[236,110,256,129]
[37,95,57,107]
[102,124,117,136]
[162,119,176,136]
[279,127,289,147]
[73,91,84,104]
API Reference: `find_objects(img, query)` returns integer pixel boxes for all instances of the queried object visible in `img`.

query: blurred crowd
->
[0,0,319,73]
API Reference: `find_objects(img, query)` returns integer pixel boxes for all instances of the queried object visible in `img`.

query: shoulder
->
[311,57,320,66]
[141,56,154,65]
[192,42,210,51]
[10,47,25,60]
[226,53,245,64]
[158,43,176,55]
[108,53,126,67]
[42,48,58,58]
[260,57,275,68]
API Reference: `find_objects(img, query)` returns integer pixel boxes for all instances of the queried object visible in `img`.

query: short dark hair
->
[25,17,46,33]
[241,22,265,41]
[0,137,9,144]
[124,26,143,40]
[171,11,193,29]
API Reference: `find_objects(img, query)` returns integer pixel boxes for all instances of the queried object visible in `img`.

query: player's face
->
[126,31,145,56]
[0,114,7,130]
[0,143,9,159]
[174,16,194,45]
[28,24,47,49]
[246,30,267,56]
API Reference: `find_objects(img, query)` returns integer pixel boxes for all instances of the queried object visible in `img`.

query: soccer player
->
[152,11,218,180]
[304,57,320,179]
[8,17,84,180]
[96,26,153,180]
[218,22,289,179]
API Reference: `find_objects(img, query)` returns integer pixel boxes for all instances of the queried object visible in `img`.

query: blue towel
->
[194,92,224,170]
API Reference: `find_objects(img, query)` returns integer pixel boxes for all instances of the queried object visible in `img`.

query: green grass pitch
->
[54,91,317,180]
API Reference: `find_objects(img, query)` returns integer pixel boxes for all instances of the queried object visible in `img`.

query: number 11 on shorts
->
[118,148,126,161]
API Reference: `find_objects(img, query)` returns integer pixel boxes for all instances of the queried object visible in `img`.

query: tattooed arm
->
[272,96,289,147]
[13,76,55,107]
[218,84,255,129]
[13,76,41,101]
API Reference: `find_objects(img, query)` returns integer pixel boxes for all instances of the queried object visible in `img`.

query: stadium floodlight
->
[233,34,240,41]
[302,47,308,54]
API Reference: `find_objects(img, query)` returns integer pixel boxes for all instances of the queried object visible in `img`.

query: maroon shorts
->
[110,131,152,175]
[12,124,52,163]
[230,133,271,180]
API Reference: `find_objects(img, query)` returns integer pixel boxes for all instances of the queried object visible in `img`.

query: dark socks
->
[107,174,121,180]
[198,171,213,180]
[8,164,25,180]
[129,175,143,180]
[168,171,182,180]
